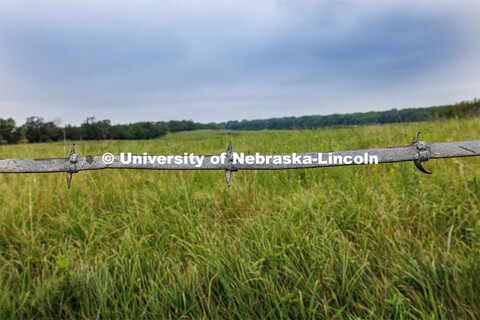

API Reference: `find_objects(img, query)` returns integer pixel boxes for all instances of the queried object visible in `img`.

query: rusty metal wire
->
[1,132,479,188]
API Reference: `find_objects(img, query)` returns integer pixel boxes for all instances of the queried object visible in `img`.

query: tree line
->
[1,99,478,144]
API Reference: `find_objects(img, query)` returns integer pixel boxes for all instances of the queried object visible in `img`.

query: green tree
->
[0,118,23,144]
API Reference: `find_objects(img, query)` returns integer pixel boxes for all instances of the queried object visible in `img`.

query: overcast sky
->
[1,0,479,126]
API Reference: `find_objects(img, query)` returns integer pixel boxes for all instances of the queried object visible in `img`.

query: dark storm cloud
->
[0,1,478,125]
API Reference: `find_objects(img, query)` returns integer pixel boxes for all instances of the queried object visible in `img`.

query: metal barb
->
[66,172,73,189]
[66,144,79,188]
[225,141,233,187]
[411,132,432,174]
[224,141,239,187]
[68,144,75,157]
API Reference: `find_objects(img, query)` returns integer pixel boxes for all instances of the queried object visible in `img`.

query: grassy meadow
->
[0,118,479,319]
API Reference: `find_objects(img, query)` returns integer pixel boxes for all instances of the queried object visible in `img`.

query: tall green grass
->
[0,118,479,319]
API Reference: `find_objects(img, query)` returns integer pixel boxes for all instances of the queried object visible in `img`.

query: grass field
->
[0,118,479,319]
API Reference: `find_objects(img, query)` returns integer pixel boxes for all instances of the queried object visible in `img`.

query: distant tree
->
[438,99,480,118]
[0,118,23,144]
[23,116,62,143]
[79,117,112,140]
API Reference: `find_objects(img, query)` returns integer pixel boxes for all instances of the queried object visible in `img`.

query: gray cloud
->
[1,0,479,126]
